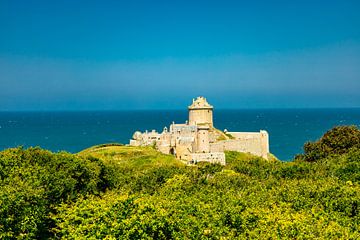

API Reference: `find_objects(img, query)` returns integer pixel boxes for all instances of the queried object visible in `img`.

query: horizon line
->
[1,106,360,112]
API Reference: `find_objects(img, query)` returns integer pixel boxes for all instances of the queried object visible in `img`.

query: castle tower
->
[188,96,213,127]
[197,126,210,153]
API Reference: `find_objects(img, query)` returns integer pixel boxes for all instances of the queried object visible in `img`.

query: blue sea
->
[1,109,360,161]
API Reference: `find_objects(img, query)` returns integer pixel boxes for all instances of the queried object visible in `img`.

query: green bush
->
[0,147,110,239]
[298,125,360,162]
[335,149,360,183]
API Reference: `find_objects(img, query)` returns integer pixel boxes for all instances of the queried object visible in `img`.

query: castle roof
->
[188,96,213,110]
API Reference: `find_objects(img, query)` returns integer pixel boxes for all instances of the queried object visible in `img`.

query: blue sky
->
[0,0,359,110]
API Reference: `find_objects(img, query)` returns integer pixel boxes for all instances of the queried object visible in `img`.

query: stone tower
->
[188,96,213,128]
[197,125,210,153]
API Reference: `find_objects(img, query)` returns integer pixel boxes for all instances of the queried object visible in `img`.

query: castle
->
[130,97,269,165]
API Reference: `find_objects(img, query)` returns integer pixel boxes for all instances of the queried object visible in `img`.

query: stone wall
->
[190,152,226,165]
[175,143,193,161]
[210,131,269,159]
[156,142,171,155]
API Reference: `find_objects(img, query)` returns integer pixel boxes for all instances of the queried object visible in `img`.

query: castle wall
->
[175,143,193,161]
[129,139,141,146]
[157,144,171,155]
[190,152,226,165]
[156,137,171,155]
[210,131,269,159]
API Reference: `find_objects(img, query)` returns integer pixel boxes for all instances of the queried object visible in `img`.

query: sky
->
[0,0,360,110]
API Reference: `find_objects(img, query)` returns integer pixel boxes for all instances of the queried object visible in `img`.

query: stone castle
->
[130,97,269,165]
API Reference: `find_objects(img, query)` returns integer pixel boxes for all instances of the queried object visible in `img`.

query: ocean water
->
[0,109,359,161]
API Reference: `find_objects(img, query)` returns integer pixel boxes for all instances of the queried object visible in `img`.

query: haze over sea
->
[0,108,359,161]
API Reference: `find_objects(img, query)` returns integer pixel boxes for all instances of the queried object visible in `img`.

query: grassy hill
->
[1,126,360,239]
[78,144,183,167]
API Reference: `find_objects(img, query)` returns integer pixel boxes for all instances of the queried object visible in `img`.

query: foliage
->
[0,147,110,239]
[91,142,124,149]
[1,126,360,239]
[224,133,235,139]
[297,125,360,162]
[212,128,234,141]
[52,150,360,239]
[51,147,360,239]
[78,145,185,194]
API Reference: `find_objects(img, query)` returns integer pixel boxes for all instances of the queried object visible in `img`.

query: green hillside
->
[79,144,183,168]
[1,126,360,239]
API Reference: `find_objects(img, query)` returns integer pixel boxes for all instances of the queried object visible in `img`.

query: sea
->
[1,109,360,161]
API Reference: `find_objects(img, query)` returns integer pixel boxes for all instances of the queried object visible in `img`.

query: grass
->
[212,128,236,141]
[224,132,235,139]
[78,144,184,170]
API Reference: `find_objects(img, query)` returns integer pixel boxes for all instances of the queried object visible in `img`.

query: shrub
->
[298,125,360,162]
[0,147,110,239]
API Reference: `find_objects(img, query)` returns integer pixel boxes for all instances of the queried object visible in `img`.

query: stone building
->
[130,96,269,165]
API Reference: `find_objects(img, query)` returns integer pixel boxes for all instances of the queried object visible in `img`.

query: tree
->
[298,125,360,162]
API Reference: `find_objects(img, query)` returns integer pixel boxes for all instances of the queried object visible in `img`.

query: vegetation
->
[0,147,110,239]
[1,126,360,239]
[213,128,234,141]
[224,132,235,139]
[296,125,360,162]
